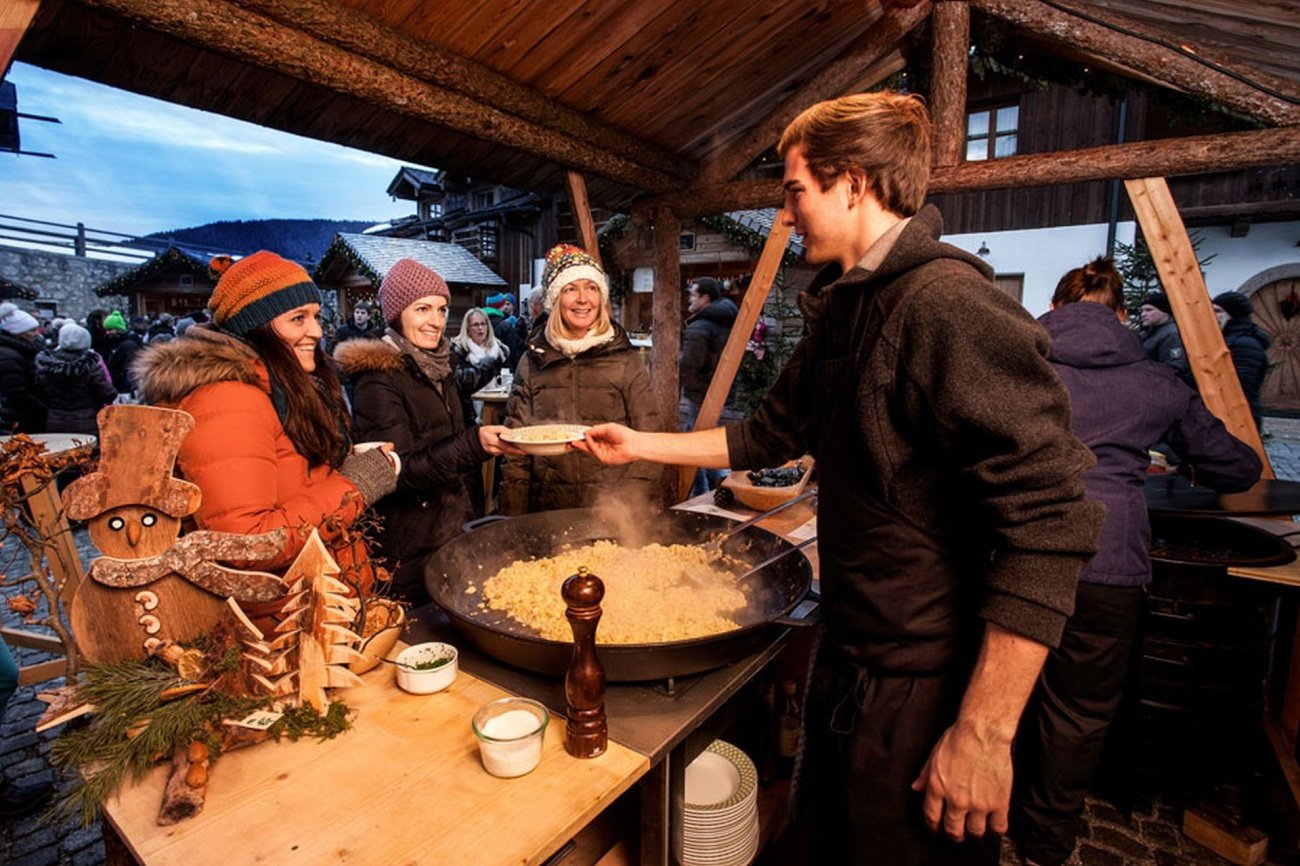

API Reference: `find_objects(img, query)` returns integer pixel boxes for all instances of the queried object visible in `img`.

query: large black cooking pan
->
[1149,513,1296,568]
[423,508,813,681]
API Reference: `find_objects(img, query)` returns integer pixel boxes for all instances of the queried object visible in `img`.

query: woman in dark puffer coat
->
[501,244,662,515]
[335,259,515,605]
[0,302,46,434]
[35,323,116,436]
[1013,258,1262,866]
[1212,290,1272,429]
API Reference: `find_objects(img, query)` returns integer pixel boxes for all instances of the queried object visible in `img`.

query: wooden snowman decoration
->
[63,405,287,663]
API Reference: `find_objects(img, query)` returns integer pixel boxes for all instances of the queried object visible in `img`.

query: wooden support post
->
[651,206,682,445]
[1,0,39,75]
[645,126,1300,218]
[930,1,970,169]
[19,471,86,605]
[677,212,794,500]
[1124,177,1273,477]
[565,170,602,269]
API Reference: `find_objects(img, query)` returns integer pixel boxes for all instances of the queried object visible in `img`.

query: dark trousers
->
[800,644,1000,866]
[1013,582,1144,866]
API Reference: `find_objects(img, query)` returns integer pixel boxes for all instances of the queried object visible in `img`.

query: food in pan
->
[482,540,747,643]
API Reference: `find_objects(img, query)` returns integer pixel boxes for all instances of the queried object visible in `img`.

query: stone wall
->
[0,248,133,321]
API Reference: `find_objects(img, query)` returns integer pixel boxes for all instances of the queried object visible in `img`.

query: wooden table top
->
[102,662,649,866]
[0,432,96,456]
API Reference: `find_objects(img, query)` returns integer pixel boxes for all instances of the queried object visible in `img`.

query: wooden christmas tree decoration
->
[61,405,288,663]
[270,530,367,712]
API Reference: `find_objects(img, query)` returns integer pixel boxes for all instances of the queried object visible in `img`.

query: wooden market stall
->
[5,0,1300,861]
[313,232,508,327]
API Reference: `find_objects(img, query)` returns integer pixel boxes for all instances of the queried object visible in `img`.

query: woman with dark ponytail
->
[1011,257,1262,866]
[134,252,399,627]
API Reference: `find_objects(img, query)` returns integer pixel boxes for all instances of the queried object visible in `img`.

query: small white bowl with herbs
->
[393,642,459,694]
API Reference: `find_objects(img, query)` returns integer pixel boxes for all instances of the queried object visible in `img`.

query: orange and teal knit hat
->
[208,251,321,337]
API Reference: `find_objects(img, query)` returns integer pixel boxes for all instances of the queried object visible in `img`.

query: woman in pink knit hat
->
[334,258,518,604]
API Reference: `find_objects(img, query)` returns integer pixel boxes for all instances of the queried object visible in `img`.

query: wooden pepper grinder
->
[563,566,607,758]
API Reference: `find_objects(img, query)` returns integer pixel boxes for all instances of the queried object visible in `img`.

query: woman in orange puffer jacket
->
[134,251,399,627]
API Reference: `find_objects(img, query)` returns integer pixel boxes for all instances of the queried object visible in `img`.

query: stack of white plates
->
[681,740,760,866]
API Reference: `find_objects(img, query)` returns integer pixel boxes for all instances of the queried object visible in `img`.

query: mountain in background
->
[146,218,382,263]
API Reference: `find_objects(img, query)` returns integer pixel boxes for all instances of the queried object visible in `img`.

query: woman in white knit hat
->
[500,243,663,515]
[0,302,47,434]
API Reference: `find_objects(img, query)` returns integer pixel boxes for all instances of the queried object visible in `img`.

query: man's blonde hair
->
[778,92,932,216]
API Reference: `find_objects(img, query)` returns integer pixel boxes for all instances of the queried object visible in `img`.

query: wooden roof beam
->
[695,1,931,186]
[2,0,40,76]
[565,170,601,268]
[229,0,691,184]
[969,0,1300,127]
[77,0,687,193]
[930,1,969,169]
[639,125,1300,217]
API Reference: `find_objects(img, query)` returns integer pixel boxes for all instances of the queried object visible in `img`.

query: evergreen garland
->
[696,216,801,268]
[49,657,352,826]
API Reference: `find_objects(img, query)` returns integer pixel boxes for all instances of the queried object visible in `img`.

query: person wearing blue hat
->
[491,291,524,363]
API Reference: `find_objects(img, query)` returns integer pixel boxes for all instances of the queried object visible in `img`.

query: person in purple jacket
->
[1012,257,1262,866]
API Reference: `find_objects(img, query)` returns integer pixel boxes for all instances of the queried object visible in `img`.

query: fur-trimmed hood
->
[35,347,100,380]
[332,337,405,376]
[134,326,265,406]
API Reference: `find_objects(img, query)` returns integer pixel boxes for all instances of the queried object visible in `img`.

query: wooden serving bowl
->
[721,457,815,511]
[350,600,406,674]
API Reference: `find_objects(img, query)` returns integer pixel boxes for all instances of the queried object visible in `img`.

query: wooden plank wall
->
[496,207,557,294]
[929,83,1126,232]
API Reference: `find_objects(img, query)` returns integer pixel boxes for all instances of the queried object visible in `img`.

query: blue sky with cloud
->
[2,62,427,237]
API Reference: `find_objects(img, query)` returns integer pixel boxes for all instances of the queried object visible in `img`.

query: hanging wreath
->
[1280,288,1300,321]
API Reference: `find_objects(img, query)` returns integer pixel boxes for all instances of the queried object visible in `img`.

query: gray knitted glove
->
[340,447,399,506]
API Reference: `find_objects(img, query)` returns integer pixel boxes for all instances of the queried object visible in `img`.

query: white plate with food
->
[500,424,590,456]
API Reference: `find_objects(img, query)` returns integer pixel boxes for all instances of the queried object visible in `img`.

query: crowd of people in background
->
[0,302,221,442]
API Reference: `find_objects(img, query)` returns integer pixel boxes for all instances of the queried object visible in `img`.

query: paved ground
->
[7,421,1300,865]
